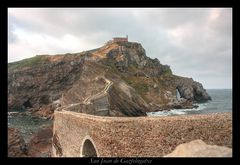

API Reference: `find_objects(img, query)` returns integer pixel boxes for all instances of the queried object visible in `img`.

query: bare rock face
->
[8,55,85,111]
[106,42,149,72]
[176,78,211,102]
[108,82,147,117]
[164,139,232,157]
[106,42,171,76]
[27,125,53,157]
[31,104,55,120]
[8,125,53,157]
[8,128,28,157]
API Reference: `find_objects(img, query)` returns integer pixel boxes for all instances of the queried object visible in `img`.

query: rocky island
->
[8,37,211,117]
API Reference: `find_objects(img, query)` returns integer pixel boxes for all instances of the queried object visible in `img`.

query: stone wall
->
[52,111,232,157]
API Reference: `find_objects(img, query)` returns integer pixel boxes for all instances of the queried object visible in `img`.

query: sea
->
[147,89,232,116]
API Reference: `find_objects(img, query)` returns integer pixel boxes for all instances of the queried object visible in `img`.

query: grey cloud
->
[8,23,17,44]
[8,8,232,89]
[208,9,232,36]
[142,8,212,28]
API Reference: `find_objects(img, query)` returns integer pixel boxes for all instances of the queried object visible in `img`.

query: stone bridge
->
[52,111,232,157]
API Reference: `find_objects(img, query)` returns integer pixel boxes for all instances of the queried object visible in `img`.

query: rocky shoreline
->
[8,111,53,157]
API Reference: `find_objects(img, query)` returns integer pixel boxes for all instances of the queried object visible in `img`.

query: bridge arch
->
[80,135,98,157]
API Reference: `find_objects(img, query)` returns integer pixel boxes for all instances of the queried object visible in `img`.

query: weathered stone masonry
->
[52,111,231,157]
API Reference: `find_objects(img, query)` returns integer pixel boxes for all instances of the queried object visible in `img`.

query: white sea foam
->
[147,103,208,116]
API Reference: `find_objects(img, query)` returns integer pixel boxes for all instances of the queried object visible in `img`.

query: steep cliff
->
[8,40,211,116]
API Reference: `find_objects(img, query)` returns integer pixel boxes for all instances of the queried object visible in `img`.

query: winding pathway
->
[61,76,113,111]
[83,77,113,104]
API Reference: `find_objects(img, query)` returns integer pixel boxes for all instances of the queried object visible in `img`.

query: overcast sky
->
[8,8,232,89]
